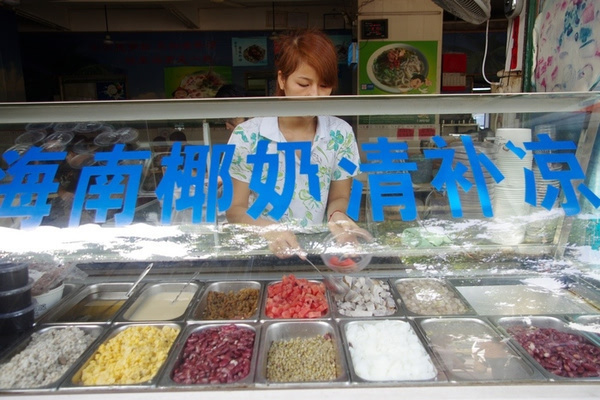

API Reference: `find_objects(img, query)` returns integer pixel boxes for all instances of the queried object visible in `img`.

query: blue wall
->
[18,30,353,101]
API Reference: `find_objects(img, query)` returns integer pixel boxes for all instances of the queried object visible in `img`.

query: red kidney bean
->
[171,324,255,384]
[507,326,600,378]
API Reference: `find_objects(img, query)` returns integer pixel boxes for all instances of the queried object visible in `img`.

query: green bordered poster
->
[359,40,438,95]
[164,66,232,98]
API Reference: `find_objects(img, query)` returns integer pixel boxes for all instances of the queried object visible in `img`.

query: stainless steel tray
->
[189,281,262,322]
[491,315,600,381]
[568,315,600,345]
[329,277,404,319]
[416,317,544,382]
[6,273,600,393]
[60,322,182,390]
[0,324,105,393]
[392,277,475,317]
[32,282,84,323]
[339,318,445,384]
[450,276,600,316]
[261,278,332,320]
[118,282,201,322]
[254,320,349,386]
[158,322,260,388]
[37,282,134,324]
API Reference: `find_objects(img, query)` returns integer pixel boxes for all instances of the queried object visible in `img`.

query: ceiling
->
[2,0,510,32]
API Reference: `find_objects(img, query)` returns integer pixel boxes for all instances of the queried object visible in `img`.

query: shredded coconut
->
[0,326,98,388]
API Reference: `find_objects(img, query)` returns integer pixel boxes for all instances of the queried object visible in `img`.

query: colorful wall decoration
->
[532,0,600,92]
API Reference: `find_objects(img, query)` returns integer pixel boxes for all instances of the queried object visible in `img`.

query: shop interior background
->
[0,0,510,102]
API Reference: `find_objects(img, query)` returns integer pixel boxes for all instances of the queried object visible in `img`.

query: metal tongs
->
[126,262,154,298]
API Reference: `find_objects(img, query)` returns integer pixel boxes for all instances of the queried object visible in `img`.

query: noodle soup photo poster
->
[359,41,438,95]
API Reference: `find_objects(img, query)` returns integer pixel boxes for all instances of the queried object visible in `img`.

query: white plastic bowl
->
[33,282,64,318]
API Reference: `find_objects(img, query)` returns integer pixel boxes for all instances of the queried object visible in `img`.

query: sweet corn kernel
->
[79,325,179,385]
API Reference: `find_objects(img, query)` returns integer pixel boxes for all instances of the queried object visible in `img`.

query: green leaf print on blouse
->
[297,188,320,211]
[328,130,344,151]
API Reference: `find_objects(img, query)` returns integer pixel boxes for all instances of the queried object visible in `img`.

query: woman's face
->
[278,62,333,97]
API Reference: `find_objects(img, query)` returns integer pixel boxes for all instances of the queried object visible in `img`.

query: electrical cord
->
[481,19,495,85]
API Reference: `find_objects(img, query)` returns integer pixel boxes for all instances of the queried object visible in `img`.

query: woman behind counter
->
[226,28,370,258]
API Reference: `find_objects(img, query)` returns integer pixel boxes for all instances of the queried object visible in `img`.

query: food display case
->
[0,93,599,400]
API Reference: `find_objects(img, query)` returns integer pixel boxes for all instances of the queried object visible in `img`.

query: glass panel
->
[0,93,598,264]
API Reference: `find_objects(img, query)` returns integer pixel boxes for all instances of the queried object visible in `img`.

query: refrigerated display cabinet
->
[0,93,599,400]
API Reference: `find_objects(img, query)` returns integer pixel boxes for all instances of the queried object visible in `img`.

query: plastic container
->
[74,122,105,135]
[0,279,33,314]
[14,130,46,146]
[41,131,74,152]
[3,144,31,158]
[53,122,79,132]
[68,153,96,169]
[24,122,53,132]
[115,127,139,146]
[93,128,120,150]
[320,230,373,273]
[0,304,35,338]
[0,262,29,291]
[32,282,65,318]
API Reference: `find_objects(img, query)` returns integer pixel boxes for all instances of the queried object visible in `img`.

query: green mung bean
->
[266,335,337,382]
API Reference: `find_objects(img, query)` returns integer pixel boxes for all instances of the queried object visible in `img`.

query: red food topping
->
[328,256,356,268]
[265,274,328,319]
[171,324,255,384]
[507,325,600,378]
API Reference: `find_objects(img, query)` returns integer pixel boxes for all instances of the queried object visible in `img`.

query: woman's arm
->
[226,178,270,226]
[326,178,372,242]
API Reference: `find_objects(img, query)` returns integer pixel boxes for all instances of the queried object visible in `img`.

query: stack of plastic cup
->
[524,126,562,244]
[490,128,533,245]
[0,263,34,351]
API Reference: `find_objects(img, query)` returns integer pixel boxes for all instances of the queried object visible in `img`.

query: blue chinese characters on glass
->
[70,144,150,226]
[428,135,503,218]
[0,146,66,228]
[246,140,319,221]
[0,134,598,228]
[519,134,600,216]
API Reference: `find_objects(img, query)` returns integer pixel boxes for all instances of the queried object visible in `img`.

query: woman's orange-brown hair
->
[274,28,339,96]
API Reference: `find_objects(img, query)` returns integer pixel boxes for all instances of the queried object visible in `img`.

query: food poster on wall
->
[359,40,438,95]
[232,37,267,67]
[96,81,126,100]
[164,66,232,98]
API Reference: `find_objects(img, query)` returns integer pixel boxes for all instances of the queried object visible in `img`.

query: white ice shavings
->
[521,277,569,291]
[0,223,189,259]
[122,240,193,260]
[571,246,600,265]
[568,322,600,334]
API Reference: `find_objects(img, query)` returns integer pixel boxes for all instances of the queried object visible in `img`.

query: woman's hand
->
[327,210,373,245]
[261,225,303,259]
